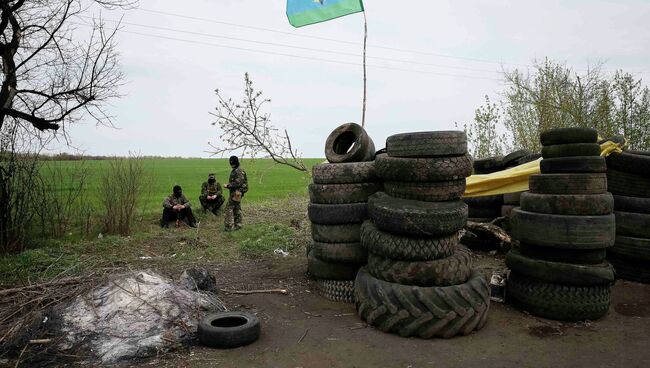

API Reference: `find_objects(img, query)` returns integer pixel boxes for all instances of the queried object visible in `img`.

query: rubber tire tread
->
[606,151,650,177]
[473,156,503,172]
[386,131,467,158]
[540,156,606,174]
[519,243,606,265]
[507,271,610,321]
[198,312,261,348]
[308,203,368,225]
[312,161,378,184]
[384,180,465,202]
[316,279,355,303]
[540,127,598,145]
[308,251,362,280]
[355,268,490,338]
[528,174,607,194]
[311,241,367,263]
[308,182,381,204]
[376,153,473,182]
[613,195,650,214]
[541,143,601,159]
[614,211,650,238]
[606,169,650,197]
[311,223,361,243]
[366,246,473,287]
[520,192,614,216]
[325,123,375,163]
[607,256,650,284]
[608,235,650,262]
[360,221,457,261]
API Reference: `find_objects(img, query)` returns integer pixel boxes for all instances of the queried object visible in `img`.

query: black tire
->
[312,161,378,184]
[607,169,650,197]
[311,241,367,263]
[360,221,456,261]
[311,223,361,243]
[503,192,522,205]
[366,246,472,287]
[325,123,376,163]
[506,248,615,286]
[386,131,467,158]
[369,192,467,237]
[316,279,355,303]
[473,156,503,173]
[520,192,614,216]
[528,173,607,194]
[608,235,650,262]
[541,143,601,159]
[376,153,473,182]
[383,180,465,202]
[355,268,490,338]
[613,194,650,214]
[198,312,261,349]
[540,156,606,174]
[607,256,650,284]
[540,127,598,145]
[511,208,615,249]
[463,194,504,208]
[514,153,542,166]
[606,151,650,176]
[468,206,502,219]
[614,211,650,238]
[507,272,610,322]
[308,203,368,225]
[308,182,381,204]
[502,149,532,168]
[308,251,362,280]
[519,243,606,265]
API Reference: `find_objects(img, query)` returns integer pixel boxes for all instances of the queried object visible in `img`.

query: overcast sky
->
[50,0,650,158]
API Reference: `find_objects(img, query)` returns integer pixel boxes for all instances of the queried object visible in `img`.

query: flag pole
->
[361,11,367,128]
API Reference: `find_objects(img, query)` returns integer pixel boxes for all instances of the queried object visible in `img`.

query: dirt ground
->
[137,254,650,368]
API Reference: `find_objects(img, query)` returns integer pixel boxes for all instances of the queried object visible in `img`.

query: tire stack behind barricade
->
[500,150,540,218]
[606,150,650,283]
[355,131,490,339]
[307,123,379,303]
[465,156,504,223]
[508,127,615,321]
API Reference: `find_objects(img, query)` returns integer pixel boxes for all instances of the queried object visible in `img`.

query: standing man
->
[224,156,248,231]
[161,185,197,228]
[199,173,225,215]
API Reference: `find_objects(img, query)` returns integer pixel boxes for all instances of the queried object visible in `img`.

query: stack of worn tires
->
[307,123,379,303]
[466,156,504,223]
[355,131,490,338]
[606,150,650,283]
[508,127,615,321]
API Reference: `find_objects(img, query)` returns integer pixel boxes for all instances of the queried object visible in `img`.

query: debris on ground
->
[179,268,217,291]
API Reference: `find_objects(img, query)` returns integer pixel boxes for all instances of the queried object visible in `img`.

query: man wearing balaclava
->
[224,155,248,231]
[199,173,225,215]
[161,185,197,228]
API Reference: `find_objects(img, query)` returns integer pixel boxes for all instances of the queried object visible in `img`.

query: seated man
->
[199,173,225,215]
[161,185,197,228]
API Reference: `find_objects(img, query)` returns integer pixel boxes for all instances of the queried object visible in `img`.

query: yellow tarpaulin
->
[464,141,624,197]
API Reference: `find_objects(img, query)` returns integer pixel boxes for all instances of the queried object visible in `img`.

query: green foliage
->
[230,223,299,258]
[461,95,506,159]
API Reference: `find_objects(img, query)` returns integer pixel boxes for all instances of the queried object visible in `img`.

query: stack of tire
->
[605,150,650,283]
[466,156,504,223]
[307,123,380,303]
[355,131,490,338]
[508,127,616,321]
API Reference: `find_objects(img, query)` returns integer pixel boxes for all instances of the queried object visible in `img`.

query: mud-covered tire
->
[386,131,467,158]
[324,123,375,163]
[510,208,615,249]
[503,192,522,205]
[507,272,610,321]
[607,169,650,197]
[366,246,472,287]
[198,312,260,349]
[502,150,532,168]
[311,223,361,243]
[607,257,650,284]
[355,268,490,338]
[360,221,456,261]
[520,192,614,216]
[376,154,473,182]
[540,156,607,174]
[528,174,607,195]
[606,151,650,176]
[541,143,601,159]
[308,182,381,204]
[463,194,504,208]
[608,235,650,262]
[540,127,598,146]
[312,161,378,184]
[468,206,501,219]
[311,241,367,263]
[613,195,650,214]
[384,180,465,202]
[506,249,615,286]
[308,203,368,225]
[519,243,607,265]
[369,192,467,237]
[316,279,355,303]
[308,251,361,280]
[614,211,650,238]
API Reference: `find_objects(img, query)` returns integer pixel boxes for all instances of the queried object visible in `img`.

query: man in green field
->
[161,185,197,228]
[199,173,225,215]
[224,156,248,231]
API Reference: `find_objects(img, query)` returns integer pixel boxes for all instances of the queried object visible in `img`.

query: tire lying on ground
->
[606,169,650,198]
[614,211,650,238]
[316,279,355,303]
[541,143,601,159]
[355,268,489,338]
[383,180,465,202]
[506,248,615,286]
[312,161,378,184]
[605,151,650,176]
[311,223,361,243]
[386,131,467,158]
[510,208,615,249]
[375,153,473,182]
[308,182,381,204]
[540,127,598,146]
[308,202,368,225]
[311,241,367,263]
[307,251,362,280]
[606,256,650,284]
[528,174,608,195]
[325,122,376,163]
[608,235,650,262]
[368,192,467,237]
[520,192,614,216]
[613,194,650,214]
[507,272,610,322]
[198,312,261,349]
[540,156,607,174]
[360,221,456,261]
[519,243,607,265]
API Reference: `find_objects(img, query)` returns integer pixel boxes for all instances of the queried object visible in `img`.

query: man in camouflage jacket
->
[161,185,197,228]
[224,156,248,231]
[199,173,225,215]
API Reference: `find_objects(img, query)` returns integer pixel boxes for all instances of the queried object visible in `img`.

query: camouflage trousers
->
[224,199,242,230]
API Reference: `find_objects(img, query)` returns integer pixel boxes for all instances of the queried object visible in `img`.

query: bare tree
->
[210,73,307,172]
